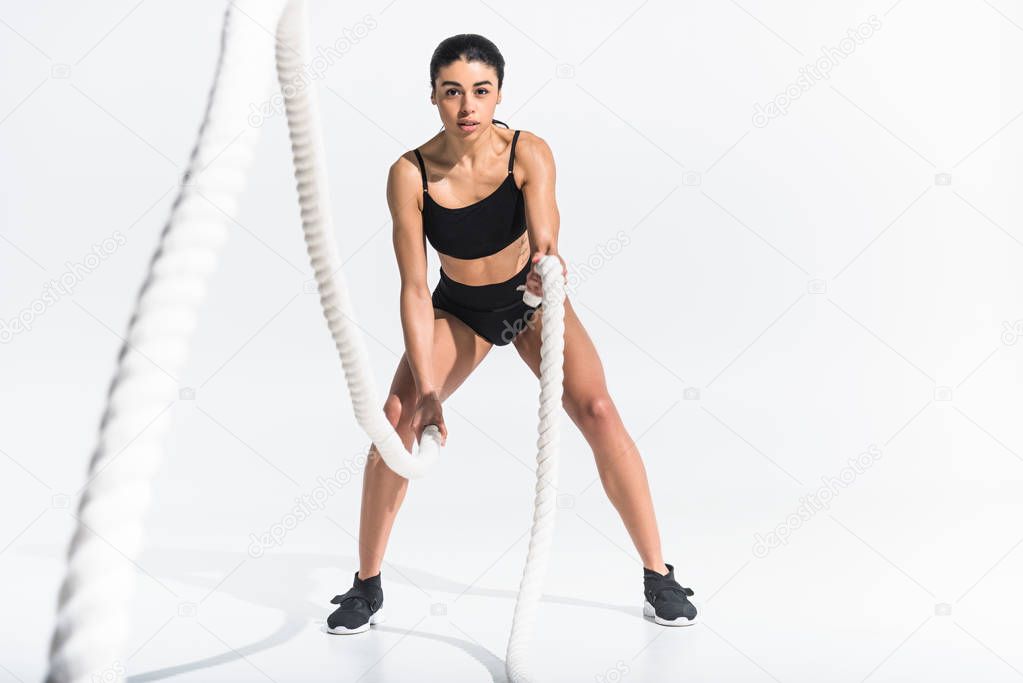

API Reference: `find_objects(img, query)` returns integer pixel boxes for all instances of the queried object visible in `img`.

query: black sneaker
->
[643,563,697,626]
[326,570,385,635]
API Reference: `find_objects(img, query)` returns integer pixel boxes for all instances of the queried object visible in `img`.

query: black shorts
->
[432,260,542,346]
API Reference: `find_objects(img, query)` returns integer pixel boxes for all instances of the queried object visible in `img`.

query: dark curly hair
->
[429,34,509,129]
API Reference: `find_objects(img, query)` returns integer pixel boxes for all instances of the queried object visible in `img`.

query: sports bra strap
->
[412,148,428,192]
[508,130,520,174]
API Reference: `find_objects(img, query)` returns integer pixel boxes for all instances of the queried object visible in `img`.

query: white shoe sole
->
[326,608,386,635]
[643,600,697,626]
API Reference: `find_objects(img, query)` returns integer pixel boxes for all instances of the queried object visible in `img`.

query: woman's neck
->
[437,125,502,171]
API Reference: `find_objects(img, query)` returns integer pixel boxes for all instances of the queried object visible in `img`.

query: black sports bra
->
[413,129,526,260]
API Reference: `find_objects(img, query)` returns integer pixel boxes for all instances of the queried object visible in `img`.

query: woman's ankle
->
[643,561,669,576]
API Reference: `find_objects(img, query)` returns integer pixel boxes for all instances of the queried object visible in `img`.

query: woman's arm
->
[387,155,437,397]
[519,133,568,295]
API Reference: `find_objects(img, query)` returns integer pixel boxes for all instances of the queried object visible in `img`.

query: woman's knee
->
[383,393,404,428]
[568,393,615,427]
[382,392,417,448]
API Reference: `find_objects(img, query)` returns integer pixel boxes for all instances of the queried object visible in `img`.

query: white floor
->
[7,378,1023,682]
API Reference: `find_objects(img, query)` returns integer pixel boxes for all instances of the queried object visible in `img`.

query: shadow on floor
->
[28,543,643,682]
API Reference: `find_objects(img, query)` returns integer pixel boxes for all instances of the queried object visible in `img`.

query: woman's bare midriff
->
[437,232,531,286]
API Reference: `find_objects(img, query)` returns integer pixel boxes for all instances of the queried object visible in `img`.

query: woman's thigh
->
[387,309,494,420]
[511,297,610,420]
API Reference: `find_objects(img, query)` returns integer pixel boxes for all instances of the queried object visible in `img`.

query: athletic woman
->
[326,34,697,634]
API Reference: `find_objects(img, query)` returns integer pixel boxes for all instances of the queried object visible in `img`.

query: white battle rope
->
[273,0,443,479]
[505,256,566,683]
[45,2,287,681]
[46,0,566,681]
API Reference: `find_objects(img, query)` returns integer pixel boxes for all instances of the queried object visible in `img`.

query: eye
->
[476,88,489,96]
[445,88,459,96]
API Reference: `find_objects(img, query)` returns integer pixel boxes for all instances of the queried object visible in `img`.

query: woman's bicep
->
[387,159,430,295]
[520,133,560,252]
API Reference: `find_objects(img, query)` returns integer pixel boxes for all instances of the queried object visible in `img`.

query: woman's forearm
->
[398,287,438,396]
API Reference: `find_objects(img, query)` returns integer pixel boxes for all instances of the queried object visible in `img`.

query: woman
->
[326,34,697,634]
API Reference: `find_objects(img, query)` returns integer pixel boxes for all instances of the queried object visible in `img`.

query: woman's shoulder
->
[390,150,422,179]
[509,128,550,154]
[387,150,426,206]
[408,130,444,158]
[510,129,554,173]
[511,126,537,139]
[392,132,441,174]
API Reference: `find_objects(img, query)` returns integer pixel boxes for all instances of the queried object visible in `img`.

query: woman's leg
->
[356,310,492,579]
[512,297,669,575]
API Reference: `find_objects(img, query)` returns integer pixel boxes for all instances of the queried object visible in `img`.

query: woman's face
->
[431,58,502,136]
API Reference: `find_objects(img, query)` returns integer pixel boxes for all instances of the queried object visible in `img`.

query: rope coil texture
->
[45,1,287,680]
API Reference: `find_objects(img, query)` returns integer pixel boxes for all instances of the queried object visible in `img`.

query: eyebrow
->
[440,80,494,87]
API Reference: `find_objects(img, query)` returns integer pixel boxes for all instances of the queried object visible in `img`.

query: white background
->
[2,0,1022,681]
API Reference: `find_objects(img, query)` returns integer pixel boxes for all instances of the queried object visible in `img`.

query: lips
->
[458,120,479,131]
